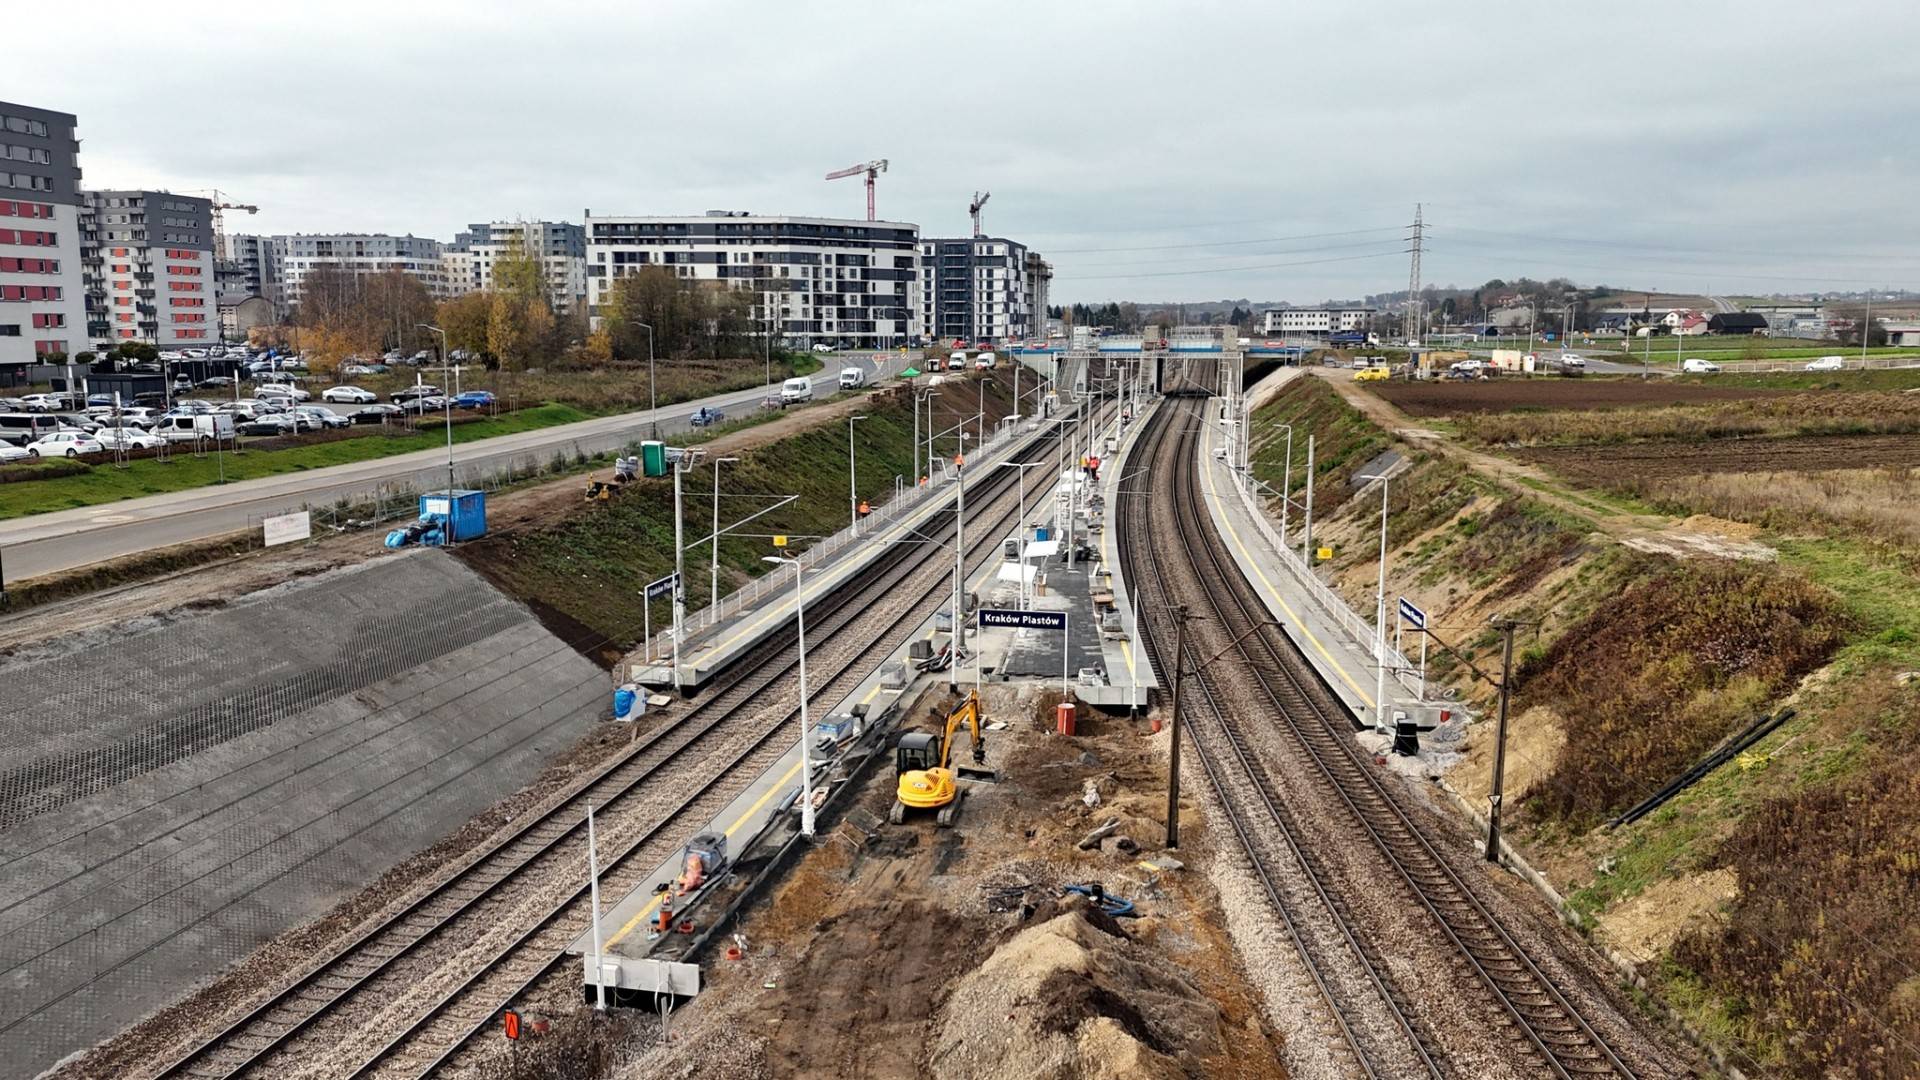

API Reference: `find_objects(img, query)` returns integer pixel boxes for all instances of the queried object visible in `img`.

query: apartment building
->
[272,233,450,310]
[0,101,85,374]
[217,232,279,311]
[584,211,921,348]
[1259,307,1375,336]
[918,236,1040,344]
[447,221,586,312]
[81,190,218,348]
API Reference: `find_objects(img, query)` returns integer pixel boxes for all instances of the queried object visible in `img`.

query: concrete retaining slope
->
[0,549,607,1079]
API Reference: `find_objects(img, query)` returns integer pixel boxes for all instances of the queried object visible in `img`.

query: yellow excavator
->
[891,690,997,826]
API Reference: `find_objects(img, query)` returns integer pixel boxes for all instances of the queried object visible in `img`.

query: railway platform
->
[629,408,1062,691]
[1190,406,1437,733]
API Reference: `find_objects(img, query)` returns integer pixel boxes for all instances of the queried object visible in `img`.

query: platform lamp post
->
[763,552,816,838]
[709,456,739,611]
[847,414,867,536]
[1359,471,1394,732]
[997,460,1043,609]
[633,320,656,439]
[418,323,454,497]
[1165,612,1280,848]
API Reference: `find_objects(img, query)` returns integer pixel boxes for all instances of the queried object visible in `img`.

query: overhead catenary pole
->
[1362,472,1393,731]
[1301,435,1315,564]
[672,454,688,688]
[1165,607,1190,848]
[709,456,738,612]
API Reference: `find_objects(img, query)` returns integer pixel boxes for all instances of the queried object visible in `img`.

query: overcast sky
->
[21,0,1920,304]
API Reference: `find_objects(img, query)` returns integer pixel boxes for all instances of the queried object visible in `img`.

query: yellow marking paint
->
[1197,422,1374,707]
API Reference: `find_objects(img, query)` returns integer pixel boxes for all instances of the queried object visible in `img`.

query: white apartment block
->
[272,233,450,310]
[919,237,1039,344]
[584,211,921,348]
[81,190,219,348]
[0,102,85,375]
[447,221,586,313]
[1260,307,1375,336]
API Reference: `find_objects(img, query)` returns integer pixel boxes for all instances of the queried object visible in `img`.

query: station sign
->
[645,573,678,600]
[979,608,1067,631]
[262,511,311,547]
[1398,597,1427,630]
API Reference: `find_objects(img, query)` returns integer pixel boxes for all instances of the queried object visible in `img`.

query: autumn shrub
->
[1517,559,1847,825]
[1674,755,1920,1078]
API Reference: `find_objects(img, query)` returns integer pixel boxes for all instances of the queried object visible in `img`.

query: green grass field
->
[0,404,593,520]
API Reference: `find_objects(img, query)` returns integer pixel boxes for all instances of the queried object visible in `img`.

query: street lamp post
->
[710,456,739,611]
[763,554,816,838]
[1360,471,1393,732]
[847,414,867,536]
[633,320,656,439]
[418,323,454,497]
[1164,611,1280,848]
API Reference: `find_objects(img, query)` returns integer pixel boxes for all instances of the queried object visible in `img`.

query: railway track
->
[1119,400,1437,1079]
[1127,399,1641,1079]
[154,401,1114,1080]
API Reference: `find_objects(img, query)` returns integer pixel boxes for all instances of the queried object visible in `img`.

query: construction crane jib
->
[969,191,991,238]
[824,158,889,221]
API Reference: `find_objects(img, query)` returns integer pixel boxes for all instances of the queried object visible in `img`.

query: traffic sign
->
[645,573,678,601]
[502,1009,521,1040]
[1398,597,1427,630]
[978,608,1067,631]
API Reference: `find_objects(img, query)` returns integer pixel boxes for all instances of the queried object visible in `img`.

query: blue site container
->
[420,489,487,541]
[1034,525,1050,541]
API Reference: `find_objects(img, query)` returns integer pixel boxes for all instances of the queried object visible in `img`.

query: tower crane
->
[969,191,991,238]
[183,189,260,251]
[824,159,888,221]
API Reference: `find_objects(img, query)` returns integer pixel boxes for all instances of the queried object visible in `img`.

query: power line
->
[1048,226,1403,255]
[1050,237,1407,271]
[1065,250,1404,282]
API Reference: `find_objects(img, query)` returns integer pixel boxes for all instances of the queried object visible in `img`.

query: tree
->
[1828,304,1886,347]
[437,292,493,362]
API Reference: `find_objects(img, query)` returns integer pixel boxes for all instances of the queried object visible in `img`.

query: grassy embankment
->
[0,355,829,520]
[454,372,1025,656]
[1247,376,1920,1078]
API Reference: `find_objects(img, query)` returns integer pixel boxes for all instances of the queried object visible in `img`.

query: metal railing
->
[1223,463,1428,703]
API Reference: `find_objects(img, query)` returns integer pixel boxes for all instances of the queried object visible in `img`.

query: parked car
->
[198,376,236,389]
[322,385,378,404]
[1806,355,1845,372]
[255,384,311,403]
[238,415,298,437]
[18,394,63,412]
[399,395,449,414]
[810,343,835,354]
[86,394,116,408]
[294,405,351,430]
[0,443,29,463]
[51,412,103,433]
[25,431,104,457]
[1681,357,1722,374]
[350,403,404,424]
[1353,365,1390,382]
[390,384,442,403]
[452,390,496,409]
[95,428,168,451]
[689,405,725,428]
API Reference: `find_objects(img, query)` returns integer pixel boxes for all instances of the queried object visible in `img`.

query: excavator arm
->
[936,691,988,771]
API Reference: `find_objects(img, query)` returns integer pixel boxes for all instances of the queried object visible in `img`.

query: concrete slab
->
[0,549,608,1080]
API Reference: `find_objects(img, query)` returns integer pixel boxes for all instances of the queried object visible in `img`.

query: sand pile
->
[930,898,1225,1079]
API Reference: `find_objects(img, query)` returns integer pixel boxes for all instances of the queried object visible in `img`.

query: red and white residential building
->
[81,190,218,348]
[0,101,85,378]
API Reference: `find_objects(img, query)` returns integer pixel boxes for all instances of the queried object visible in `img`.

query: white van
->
[0,413,61,446]
[779,376,814,405]
[975,351,998,370]
[837,366,866,390]
[1681,357,1722,374]
[947,351,967,371]
[157,413,236,443]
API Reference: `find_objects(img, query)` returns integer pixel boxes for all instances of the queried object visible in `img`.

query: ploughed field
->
[1372,379,1789,416]
[1514,433,1920,484]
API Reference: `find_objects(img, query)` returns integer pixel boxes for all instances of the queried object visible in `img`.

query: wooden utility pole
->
[1484,617,1520,863]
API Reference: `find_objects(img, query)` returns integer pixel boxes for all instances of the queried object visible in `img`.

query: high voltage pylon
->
[1405,203,1424,342]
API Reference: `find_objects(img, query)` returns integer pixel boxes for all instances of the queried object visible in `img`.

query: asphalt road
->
[0,355,894,584]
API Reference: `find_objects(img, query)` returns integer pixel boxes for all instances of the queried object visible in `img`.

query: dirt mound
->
[930,901,1225,1079]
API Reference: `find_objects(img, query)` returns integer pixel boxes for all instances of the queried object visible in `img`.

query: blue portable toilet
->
[420,489,487,542]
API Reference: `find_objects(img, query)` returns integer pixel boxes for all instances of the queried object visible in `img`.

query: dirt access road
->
[1313,370,1774,561]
